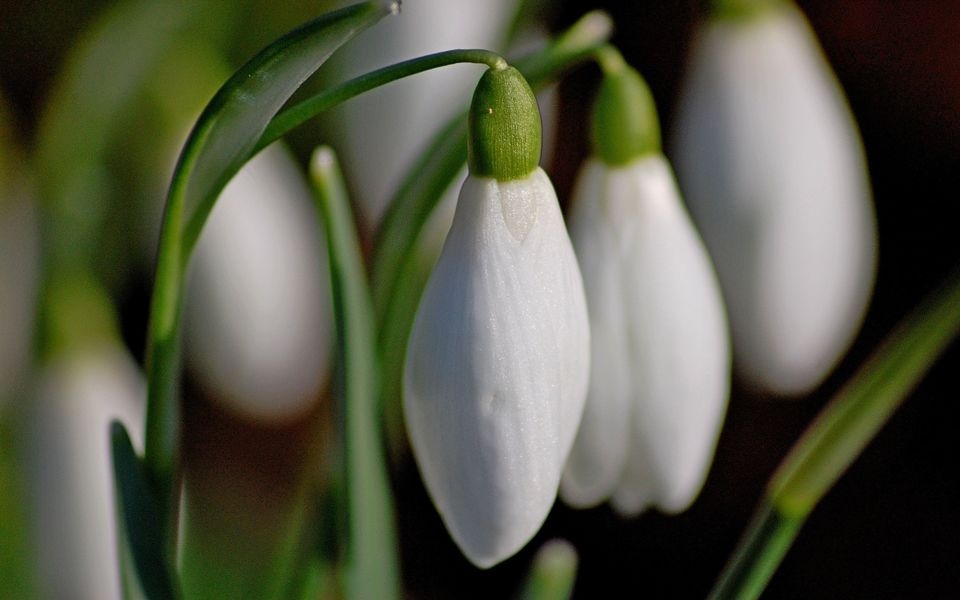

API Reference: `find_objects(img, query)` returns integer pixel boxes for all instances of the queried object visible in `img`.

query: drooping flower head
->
[404,64,590,568]
[561,51,731,515]
[671,0,877,395]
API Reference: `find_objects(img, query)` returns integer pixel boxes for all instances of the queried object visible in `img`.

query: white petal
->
[672,4,877,395]
[404,168,589,568]
[184,145,332,423]
[560,160,632,508]
[566,157,730,516]
[612,157,730,514]
[25,346,145,600]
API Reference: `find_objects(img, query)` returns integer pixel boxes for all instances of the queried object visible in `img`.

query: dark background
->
[3,1,959,598]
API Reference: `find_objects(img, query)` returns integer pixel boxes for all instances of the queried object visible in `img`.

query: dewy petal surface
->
[672,4,876,395]
[404,168,589,568]
[185,145,332,423]
[564,156,730,516]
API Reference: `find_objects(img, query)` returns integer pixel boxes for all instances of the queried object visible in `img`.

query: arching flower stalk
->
[404,64,589,568]
[561,51,730,515]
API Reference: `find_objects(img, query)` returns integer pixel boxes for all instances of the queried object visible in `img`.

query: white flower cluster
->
[403,0,874,569]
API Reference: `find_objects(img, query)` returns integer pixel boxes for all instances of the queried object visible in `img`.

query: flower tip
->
[576,10,615,43]
[309,145,337,177]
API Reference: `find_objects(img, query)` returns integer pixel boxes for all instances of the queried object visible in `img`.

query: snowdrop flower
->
[560,54,730,515]
[404,65,589,568]
[25,341,144,600]
[672,0,877,395]
[184,144,332,423]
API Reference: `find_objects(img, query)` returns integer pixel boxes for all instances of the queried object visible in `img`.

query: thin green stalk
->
[710,270,960,600]
[309,147,400,600]
[252,48,506,160]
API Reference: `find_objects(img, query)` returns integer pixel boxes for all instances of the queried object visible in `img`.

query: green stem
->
[710,270,960,600]
[251,48,505,161]
[708,503,804,600]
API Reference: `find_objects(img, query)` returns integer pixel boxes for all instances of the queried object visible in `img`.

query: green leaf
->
[34,0,202,271]
[143,0,396,523]
[309,147,401,600]
[177,1,399,256]
[709,269,960,600]
[110,421,178,600]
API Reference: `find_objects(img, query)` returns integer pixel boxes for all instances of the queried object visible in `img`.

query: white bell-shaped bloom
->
[404,66,589,568]
[405,168,589,567]
[184,144,332,423]
[671,1,877,395]
[25,345,145,600]
[561,155,730,515]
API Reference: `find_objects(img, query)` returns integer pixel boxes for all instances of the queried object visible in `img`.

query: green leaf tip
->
[111,420,177,600]
[592,48,661,164]
[468,65,542,181]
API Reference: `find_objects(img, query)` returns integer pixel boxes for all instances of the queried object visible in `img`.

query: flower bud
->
[672,1,877,394]
[562,63,730,515]
[404,66,589,568]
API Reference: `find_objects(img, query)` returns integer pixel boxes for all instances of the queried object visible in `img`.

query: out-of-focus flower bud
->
[672,0,877,395]
[561,55,730,515]
[25,344,144,600]
[184,144,333,423]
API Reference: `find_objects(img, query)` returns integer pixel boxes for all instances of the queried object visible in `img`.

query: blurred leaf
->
[177,1,398,255]
[309,147,401,600]
[710,269,960,600]
[144,0,396,519]
[110,421,177,600]
[35,0,203,271]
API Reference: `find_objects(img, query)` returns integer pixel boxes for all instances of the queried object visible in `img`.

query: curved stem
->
[252,48,505,155]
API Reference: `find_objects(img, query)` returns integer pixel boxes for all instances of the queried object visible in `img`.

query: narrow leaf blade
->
[310,147,401,600]
[110,421,177,600]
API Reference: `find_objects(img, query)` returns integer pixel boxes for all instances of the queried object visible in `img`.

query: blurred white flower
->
[184,144,332,423]
[405,167,589,568]
[561,154,730,515]
[672,1,877,395]
[25,345,145,600]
